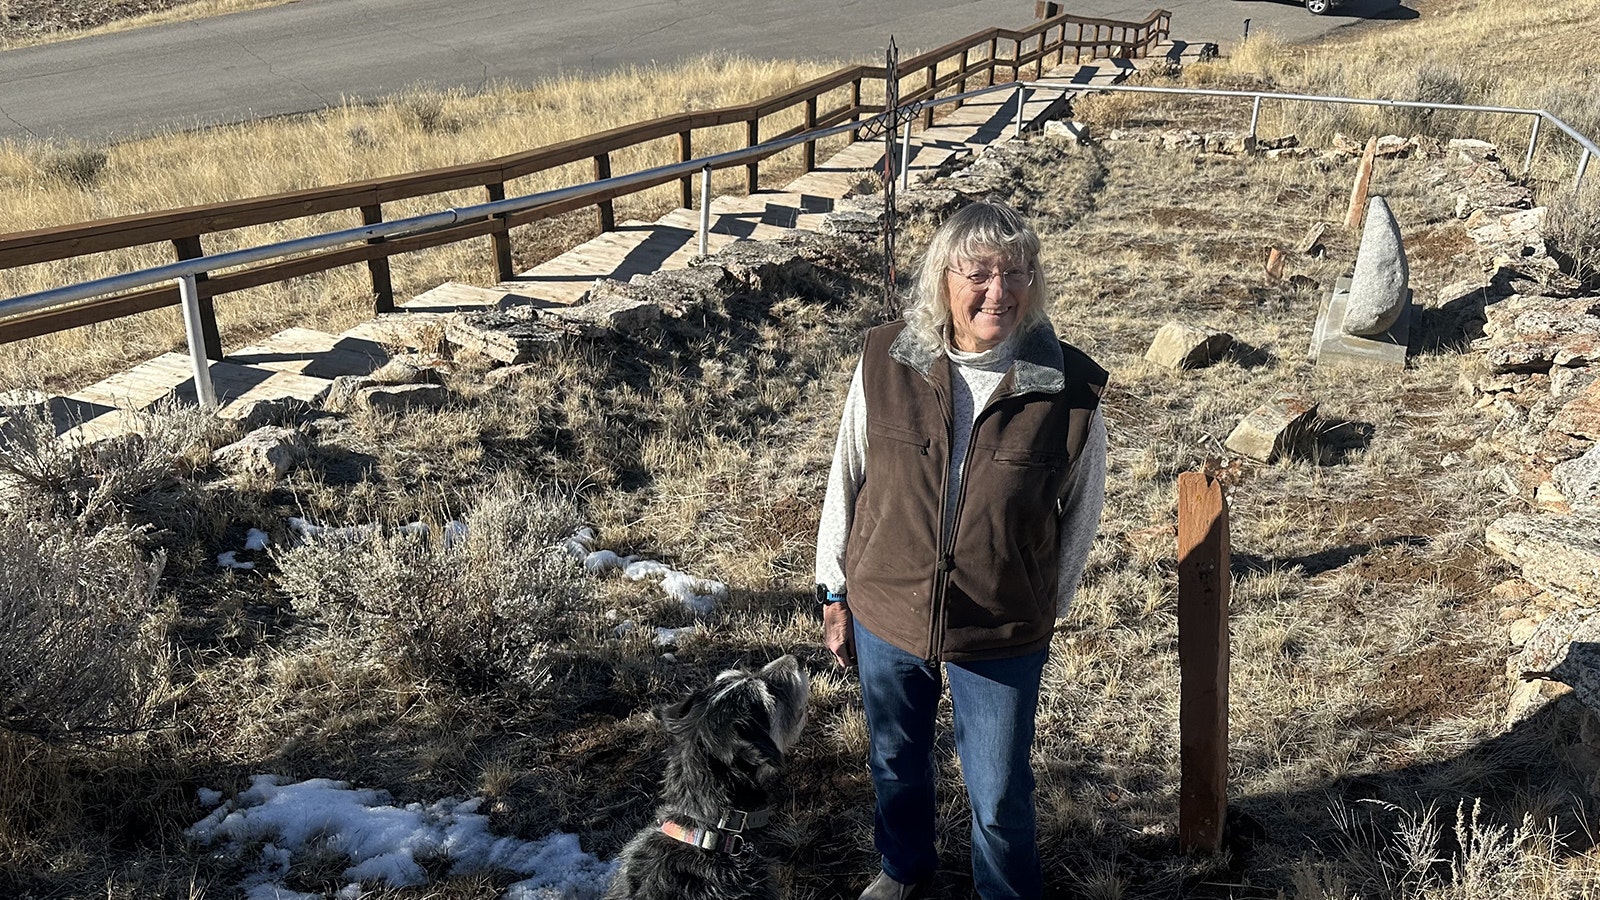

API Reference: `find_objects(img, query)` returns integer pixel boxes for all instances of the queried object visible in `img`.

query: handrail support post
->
[1578,148,1593,198]
[698,165,712,257]
[1014,84,1026,138]
[177,274,218,411]
[1522,116,1542,178]
[901,117,914,191]
[1248,95,1263,142]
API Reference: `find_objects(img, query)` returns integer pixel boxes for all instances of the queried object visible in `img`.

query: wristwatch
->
[815,584,847,606]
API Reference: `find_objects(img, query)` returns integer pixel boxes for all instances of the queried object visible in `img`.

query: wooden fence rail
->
[0,9,1169,352]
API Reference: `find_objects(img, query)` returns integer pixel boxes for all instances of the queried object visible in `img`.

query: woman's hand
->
[823,602,855,669]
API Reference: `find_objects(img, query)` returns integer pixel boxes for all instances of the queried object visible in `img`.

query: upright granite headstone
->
[1308,196,1414,369]
[1344,197,1410,335]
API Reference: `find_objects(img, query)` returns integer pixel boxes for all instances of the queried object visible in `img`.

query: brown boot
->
[857,871,933,900]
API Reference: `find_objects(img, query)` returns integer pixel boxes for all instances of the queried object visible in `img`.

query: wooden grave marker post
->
[1177,471,1231,854]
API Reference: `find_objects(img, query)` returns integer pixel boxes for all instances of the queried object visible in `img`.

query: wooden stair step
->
[494,220,709,303]
[60,352,334,442]
[230,326,390,379]
[402,281,545,314]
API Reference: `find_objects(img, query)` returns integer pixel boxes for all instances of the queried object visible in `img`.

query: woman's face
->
[944,250,1029,353]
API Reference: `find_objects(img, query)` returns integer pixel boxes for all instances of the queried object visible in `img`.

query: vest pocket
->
[990,448,1065,469]
[868,419,931,451]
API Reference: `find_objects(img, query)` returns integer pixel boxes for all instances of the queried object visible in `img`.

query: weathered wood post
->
[1345,136,1378,229]
[359,204,395,314]
[484,183,515,283]
[1177,471,1230,854]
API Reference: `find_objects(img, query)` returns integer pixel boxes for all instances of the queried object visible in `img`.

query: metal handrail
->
[1043,81,1598,192]
[5,80,1595,323]
[2,78,1594,407]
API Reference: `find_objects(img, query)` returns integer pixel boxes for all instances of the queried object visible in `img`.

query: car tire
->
[1306,0,1331,13]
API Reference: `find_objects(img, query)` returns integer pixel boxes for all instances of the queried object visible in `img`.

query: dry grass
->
[0,55,848,390]
[4,1,1600,898]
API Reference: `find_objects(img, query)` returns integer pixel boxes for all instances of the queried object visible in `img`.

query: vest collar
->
[888,321,1066,395]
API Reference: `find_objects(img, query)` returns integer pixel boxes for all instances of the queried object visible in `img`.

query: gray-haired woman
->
[815,200,1108,900]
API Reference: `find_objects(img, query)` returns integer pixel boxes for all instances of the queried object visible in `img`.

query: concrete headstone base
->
[1309,275,1413,370]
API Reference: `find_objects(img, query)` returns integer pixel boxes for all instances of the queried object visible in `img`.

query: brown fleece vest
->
[844,321,1107,662]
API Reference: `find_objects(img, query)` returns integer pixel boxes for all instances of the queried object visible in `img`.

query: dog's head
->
[656,655,810,779]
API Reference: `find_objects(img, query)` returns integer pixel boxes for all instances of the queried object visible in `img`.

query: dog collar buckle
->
[716,807,771,833]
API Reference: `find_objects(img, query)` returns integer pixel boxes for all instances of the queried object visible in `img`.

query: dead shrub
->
[272,475,591,696]
[1548,185,1600,289]
[0,515,171,742]
[36,145,109,188]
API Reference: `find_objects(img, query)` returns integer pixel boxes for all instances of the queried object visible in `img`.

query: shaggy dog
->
[604,655,810,900]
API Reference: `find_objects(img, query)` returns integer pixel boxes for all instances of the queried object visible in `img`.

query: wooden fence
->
[0,9,1170,355]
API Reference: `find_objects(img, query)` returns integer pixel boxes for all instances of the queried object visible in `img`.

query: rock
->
[354,383,451,414]
[1256,134,1299,151]
[221,396,314,432]
[447,308,565,364]
[1476,295,1600,374]
[1223,395,1318,463]
[1265,147,1316,160]
[1486,514,1600,604]
[1468,206,1549,258]
[1551,379,1600,440]
[1509,616,1542,647]
[322,375,377,412]
[1043,119,1090,143]
[694,239,819,295]
[624,264,741,313]
[1552,366,1597,399]
[1144,322,1233,369]
[1553,444,1600,509]
[481,363,540,389]
[370,354,446,385]
[820,208,881,239]
[1332,132,1364,155]
[1536,481,1573,513]
[542,293,662,337]
[212,426,306,480]
[1373,134,1412,157]
[1344,196,1410,336]
[1487,256,1585,299]
[1448,137,1499,162]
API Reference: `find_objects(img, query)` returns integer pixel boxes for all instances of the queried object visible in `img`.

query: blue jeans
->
[854,621,1047,900]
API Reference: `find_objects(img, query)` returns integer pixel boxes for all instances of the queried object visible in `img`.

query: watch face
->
[815,584,829,605]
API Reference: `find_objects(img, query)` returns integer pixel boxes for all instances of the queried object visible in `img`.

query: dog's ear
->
[655,691,704,736]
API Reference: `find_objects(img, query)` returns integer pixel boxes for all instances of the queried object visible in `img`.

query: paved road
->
[0,0,1409,144]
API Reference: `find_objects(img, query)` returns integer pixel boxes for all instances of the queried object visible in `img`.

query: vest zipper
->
[927,377,1019,664]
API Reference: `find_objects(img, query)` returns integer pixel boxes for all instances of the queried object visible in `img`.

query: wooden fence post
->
[1177,471,1230,855]
[171,235,222,360]
[850,78,862,143]
[923,64,936,129]
[593,154,616,233]
[679,130,694,207]
[803,98,818,172]
[484,183,515,282]
[987,37,998,85]
[745,118,761,193]
[359,204,395,313]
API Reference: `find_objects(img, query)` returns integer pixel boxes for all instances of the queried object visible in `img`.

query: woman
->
[815,200,1108,900]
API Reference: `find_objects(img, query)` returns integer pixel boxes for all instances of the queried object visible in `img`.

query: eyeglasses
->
[948,266,1034,291]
